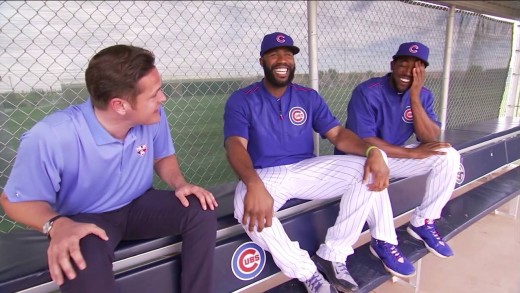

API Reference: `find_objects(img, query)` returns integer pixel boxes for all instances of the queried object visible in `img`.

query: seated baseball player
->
[224,32,395,293]
[337,41,461,278]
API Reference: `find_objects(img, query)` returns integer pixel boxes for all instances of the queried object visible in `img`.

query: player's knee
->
[60,236,116,293]
[438,146,461,172]
[186,196,217,229]
[443,147,461,162]
[79,234,115,265]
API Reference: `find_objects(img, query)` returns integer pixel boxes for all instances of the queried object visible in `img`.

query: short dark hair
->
[85,44,156,109]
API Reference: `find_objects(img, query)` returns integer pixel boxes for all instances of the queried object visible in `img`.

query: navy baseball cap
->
[392,42,429,67]
[260,32,300,57]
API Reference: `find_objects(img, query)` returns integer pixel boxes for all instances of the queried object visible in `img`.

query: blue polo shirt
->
[3,99,175,215]
[346,73,440,146]
[224,81,339,169]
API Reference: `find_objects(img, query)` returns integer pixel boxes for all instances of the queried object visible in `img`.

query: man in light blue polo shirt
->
[0,45,218,293]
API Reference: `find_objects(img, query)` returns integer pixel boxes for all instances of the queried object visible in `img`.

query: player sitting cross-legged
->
[337,41,461,278]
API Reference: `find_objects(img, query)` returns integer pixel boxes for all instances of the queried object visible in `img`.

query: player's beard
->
[263,64,296,88]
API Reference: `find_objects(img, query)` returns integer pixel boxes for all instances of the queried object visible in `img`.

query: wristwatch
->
[42,215,63,238]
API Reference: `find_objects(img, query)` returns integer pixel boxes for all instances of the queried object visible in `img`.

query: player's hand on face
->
[410,60,426,96]
[47,218,108,286]
[409,141,452,159]
[363,149,390,191]
[174,183,218,211]
[242,182,274,233]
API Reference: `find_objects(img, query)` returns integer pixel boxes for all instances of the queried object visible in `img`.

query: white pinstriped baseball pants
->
[233,154,396,281]
[370,146,461,228]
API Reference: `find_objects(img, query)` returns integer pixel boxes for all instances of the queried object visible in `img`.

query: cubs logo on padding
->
[402,106,413,123]
[456,162,465,185]
[231,242,266,281]
[289,106,307,126]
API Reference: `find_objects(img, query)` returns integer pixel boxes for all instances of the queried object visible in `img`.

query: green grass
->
[164,93,236,186]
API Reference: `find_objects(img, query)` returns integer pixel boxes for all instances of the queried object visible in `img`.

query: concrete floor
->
[374,199,520,293]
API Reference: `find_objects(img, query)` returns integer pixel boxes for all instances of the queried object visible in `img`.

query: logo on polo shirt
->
[136,144,148,157]
[402,106,413,123]
[231,242,266,280]
[289,106,307,126]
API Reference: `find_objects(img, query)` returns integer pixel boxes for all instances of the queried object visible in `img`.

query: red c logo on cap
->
[276,34,286,44]
[409,44,419,53]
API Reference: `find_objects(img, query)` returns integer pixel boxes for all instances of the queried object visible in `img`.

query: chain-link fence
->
[314,1,514,153]
[0,0,515,232]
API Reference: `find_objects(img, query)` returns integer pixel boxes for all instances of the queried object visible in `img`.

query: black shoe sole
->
[311,255,359,292]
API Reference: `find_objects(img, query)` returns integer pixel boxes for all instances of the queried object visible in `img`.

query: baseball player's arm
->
[363,136,451,159]
[224,136,274,232]
[154,155,217,211]
[326,126,371,156]
[409,61,441,142]
[326,126,389,191]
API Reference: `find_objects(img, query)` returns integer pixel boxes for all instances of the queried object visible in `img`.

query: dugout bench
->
[1,117,519,293]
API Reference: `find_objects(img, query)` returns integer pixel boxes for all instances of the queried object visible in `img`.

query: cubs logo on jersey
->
[231,242,266,281]
[402,106,413,123]
[289,106,307,126]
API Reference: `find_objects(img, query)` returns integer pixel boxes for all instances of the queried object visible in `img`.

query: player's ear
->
[110,98,127,115]
[390,60,396,71]
[259,57,264,67]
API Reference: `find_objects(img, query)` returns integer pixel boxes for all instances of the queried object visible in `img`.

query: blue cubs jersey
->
[346,73,440,146]
[224,80,339,169]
